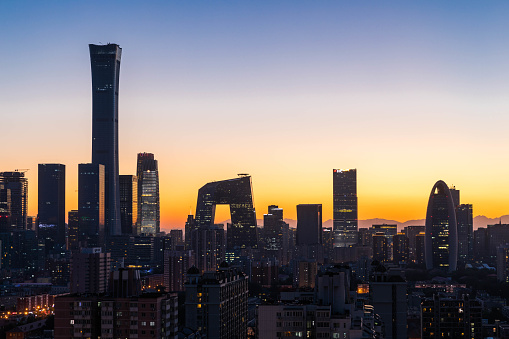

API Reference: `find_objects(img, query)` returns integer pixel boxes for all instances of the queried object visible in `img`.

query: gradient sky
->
[2,1,509,231]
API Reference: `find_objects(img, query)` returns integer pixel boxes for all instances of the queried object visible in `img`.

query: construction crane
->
[15,169,29,173]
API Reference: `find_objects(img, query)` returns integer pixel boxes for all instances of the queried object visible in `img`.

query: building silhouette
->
[195,175,257,249]
[185,263,248,338]
[296,204,322,246]
[38,164,66,250]
[425,180,458,272]
[89,43,122,237]
[78,163,105,248]
[456,203,473,262]
[0,171,28,231]
[333,169,358,248]
[119,175,137,235]
[137,153,160,236]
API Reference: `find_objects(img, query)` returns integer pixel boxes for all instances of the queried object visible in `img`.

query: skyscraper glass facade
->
[89,43,122,237]
[425,180,458,272]
[38,164,66,250]
[333,169,358,247]
[137,153,160,236]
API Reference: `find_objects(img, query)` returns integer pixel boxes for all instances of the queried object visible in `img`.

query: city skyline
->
[3,2,509,230]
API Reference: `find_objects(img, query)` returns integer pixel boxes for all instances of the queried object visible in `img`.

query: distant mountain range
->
[219,215,509,231]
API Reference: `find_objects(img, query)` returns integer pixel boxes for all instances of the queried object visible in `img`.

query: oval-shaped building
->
[425,180,458,272]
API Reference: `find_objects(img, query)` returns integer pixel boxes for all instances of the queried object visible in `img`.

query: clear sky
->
[2,1,509,231]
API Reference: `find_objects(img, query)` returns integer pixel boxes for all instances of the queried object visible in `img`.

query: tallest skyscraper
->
[89,44,122,236]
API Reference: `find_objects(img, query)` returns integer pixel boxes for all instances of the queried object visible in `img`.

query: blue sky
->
[2,1,509,227]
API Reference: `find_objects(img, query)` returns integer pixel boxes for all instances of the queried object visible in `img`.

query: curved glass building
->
[425,180,458,272]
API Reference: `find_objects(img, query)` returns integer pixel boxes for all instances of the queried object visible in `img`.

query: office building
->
[0,171,28,230]
[163,249,195,292]
[119,175,138,235]
[192,224,225,272]
[333,169,358,248]
[425,180,458,272]
[184,214,195,250]
[185,264,248,338]
[169,229,184,249]
[371,265,407,339]
[90,43,122,237]
[421,294,482,339]
[393,232,409,263]
[70,247,111,294]
[404,225,425,262]
[372,232,389,262]
[296,204,322,245]
[78,163,105,248]
[195,175,257,249]
[262,205,287,253]
[137,153,160,236]
[38,163,66,249]
[456,204,473,262]
[67,210,79,253]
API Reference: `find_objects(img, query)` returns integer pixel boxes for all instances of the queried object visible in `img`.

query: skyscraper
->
[119,175,137,235]
[136,153,160,236]
[333,169,358,248]
[296,204,322,246]
[89,43,122,237]
[456,203,473,262]
[38,164,66,249]
[195,175,257,249]
[0,171,28,231]
[78,163,105,248]
[425,180,458,272]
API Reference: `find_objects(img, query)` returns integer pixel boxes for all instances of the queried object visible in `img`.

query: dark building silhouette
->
[456,204,473,262]
[184,214,195,250]
[0,171,28,231]
[137,153,160,236]
[78,163,105,248]
[262,205,290,264]
[371,266,407,339]
[195,175,257,249]
[425,180,458,272]
[474,227,489,262]
[296,204,322,245]
[372,232,389,262]
[404,225,425,262]
[185,264,248,339]
[119,175,137,235]
[90,43,122,237]
[393,233,409,263]
[333,169,358,248]
[192,224,225,272]
[38,164,66,250]
[70,247,111,294]
[67,210,79,253]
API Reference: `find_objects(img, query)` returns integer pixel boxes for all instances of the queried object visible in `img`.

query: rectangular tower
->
[119,175,137,235]
[78,163,105,248]
[90,43,122,237]
[333,169,358,247]
[296,204,322,245]
[137,153,160,236]
[38,164,66,249]
[456,204,473,262]
[0,171,28,231]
